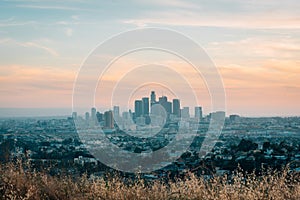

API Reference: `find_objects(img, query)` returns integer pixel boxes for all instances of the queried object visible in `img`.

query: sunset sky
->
[0,0,299,117]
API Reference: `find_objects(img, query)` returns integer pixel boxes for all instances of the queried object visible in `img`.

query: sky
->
[0,0,299,117]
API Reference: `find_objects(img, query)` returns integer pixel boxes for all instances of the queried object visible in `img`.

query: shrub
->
[0,161,299,200]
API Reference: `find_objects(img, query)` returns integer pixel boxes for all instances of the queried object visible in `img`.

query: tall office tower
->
[85,112,90,121]
[142,97,149,116]
[96,111,103,122]
[166,101,172,114]
[104,110,114,129]
[210,111,225,127]
[159,96,167,104]
[150,91,156,106]
[181,107,190,118]
[134,100,143,118]
[113,106,120,118]
[195,106,203,119]
[159,96,172,115]
[172,99,180,117]
[158,96,166,114]
[72,112,77,119]
[91,107,96,121]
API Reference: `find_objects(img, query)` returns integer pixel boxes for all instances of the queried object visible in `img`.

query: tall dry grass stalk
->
[0,161,299,200]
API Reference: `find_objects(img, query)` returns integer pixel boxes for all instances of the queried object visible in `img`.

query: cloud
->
[71,15,79,20]
[206,37,300,67]
[20,42,59,56]
[0,65,74,92]
[0,20,36,27]
[16,4,91,11]
[123,6,300,29]
[217,60,300,116]
[124,14,300,29]
[0,17,37,27]
[0,38,59,57]
[261,60,300,74]
[0,38,10,44]
[0,65,75,107]
[64,28,73,37]
[136,0,202,9]
[219,60,300,89]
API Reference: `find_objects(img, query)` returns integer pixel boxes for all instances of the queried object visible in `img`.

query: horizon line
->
[0,107,299,118]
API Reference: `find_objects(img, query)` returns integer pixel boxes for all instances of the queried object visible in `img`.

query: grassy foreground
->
[0,162,300,200]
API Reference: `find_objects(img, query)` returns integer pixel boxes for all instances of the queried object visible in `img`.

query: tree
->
[237,139,258,152]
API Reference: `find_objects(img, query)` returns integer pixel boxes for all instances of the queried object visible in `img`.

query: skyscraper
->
[104,110,114,129]
[150,91,156,106]
[85,112,90,121]
[72,111,77,119]
[159,96,172,115]
[96,111,103,122]
[159,96,167,104]
[181,107,190,118]
[142,97,149,116]
[113,106,120,119]
[195,106,203,119]
[166,101,172,114]
[134,100,143,118]
[91,107,96,121]
[172,99,180,117]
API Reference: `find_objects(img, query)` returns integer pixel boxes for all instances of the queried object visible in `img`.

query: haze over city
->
[1,2,300,199]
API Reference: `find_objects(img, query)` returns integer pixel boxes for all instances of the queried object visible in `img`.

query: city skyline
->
[78,90,203,119]
[73,90,207,132]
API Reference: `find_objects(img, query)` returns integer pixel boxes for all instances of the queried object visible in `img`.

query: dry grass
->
[0,162,300,200]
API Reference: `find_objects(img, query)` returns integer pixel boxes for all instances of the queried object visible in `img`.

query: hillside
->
[1,162,300,200]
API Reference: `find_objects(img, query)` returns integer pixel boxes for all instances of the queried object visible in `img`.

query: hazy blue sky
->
[0,0,299,117]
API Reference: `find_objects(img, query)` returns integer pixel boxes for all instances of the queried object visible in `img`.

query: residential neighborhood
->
[1,115,300,180]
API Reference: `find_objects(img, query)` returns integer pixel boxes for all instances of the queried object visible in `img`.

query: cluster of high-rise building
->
[73,108,115,130]
[133,91,202,120]
[73,91,203,130]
